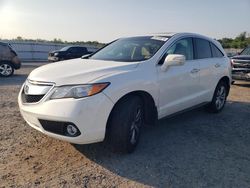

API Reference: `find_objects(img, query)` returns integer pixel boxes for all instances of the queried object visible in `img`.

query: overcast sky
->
[0,0,249,43]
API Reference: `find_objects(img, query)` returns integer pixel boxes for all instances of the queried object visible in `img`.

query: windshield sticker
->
[151,36,169,42]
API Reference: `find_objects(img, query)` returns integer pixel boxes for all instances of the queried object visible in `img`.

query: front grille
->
[21,91,45,103]
[21,80,54,104]
[233,63,250,69]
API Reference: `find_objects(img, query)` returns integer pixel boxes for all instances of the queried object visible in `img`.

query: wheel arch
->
[106,90,158,130]
[218,76,231,96]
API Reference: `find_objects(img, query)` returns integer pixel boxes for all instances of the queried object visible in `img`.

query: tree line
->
[4,36,105,48]
[218,32,250,49]
[1,32,250,49]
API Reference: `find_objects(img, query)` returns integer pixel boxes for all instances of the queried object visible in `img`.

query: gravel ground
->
[0,64,250,187]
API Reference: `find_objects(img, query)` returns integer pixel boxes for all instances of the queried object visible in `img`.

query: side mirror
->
[161,54,186,72]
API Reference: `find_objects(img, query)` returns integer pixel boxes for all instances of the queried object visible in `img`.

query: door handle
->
[190,68,200,73]
[215,63,221,68]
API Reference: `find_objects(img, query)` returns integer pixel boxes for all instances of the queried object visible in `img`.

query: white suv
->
[18,33,231,153]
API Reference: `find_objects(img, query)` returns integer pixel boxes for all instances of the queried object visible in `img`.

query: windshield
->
[90,36,168,62]
[60,46,70,51]
[240,46,250,55]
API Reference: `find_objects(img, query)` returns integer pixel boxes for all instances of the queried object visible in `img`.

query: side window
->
[67,47,73,53]
[68,47,81,53]
[210,43,224,57]
[79,47,88,53]
[194,38,212,59]
[166,38,194,60]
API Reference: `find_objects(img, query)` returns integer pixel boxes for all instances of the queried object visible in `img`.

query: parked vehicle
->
[18,33,231,153]
[226,52,237,58]
[48,46,91,62]
[231,46,250,81]
[0,42,21,77]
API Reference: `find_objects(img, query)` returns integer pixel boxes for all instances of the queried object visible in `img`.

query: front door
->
[157,37,201,118]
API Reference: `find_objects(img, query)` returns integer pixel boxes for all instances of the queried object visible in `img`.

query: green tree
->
[236,32,247,42]
[16,36,23,41]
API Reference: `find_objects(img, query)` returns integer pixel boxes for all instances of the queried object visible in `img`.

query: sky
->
[0,0,249,43]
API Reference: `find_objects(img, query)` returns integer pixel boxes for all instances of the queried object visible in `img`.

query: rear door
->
[194,38,224,102]
[78,47,89,57]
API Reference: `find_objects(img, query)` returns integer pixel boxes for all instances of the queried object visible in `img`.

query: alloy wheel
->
[0,64,13,76]
[129,107,142,145]
[215,85,226,110]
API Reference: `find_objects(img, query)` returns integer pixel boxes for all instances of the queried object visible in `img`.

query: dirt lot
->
[0,64,250,187]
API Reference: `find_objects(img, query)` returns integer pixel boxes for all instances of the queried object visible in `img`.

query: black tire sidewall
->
[108,96,144,153]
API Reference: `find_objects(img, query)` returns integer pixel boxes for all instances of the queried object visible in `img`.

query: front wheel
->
[107,96,144,153]
[207,81,228,113]
[0,62,14,77]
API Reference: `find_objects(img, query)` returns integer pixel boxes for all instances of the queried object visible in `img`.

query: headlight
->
[50,83,110,99]
[54,52,59,56]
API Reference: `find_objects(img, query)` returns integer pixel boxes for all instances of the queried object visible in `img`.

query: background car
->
[0,42,21,77]
[231,46,250,81]
[48,46,91,62]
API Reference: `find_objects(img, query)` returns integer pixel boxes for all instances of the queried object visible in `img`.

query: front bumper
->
[48,56,59,62]
[232,68,250,81]
[18,85,114,144]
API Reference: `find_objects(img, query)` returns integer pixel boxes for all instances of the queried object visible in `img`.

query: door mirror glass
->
[161,54,186,71]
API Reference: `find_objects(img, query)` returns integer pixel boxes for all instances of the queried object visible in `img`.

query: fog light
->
[66,124,78,136]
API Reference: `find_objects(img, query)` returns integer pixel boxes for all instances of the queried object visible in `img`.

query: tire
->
[107,96,144,153]
[207,81,228,113]
[0,61,14,77]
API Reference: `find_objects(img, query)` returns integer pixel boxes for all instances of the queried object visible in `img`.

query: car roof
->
[150,32,177,37]
[126,32,214,40]
[66,45,87,48]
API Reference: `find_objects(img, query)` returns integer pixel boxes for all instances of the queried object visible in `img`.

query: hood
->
[28,58,139,85]
[50,50,59,54]
[50,50,65,55]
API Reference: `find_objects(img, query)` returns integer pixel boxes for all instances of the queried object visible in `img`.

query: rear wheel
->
[207,81,228,113]
[0,62,14,77]
[107,96,144,153]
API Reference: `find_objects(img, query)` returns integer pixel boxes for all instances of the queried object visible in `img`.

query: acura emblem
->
[24,85,29,94]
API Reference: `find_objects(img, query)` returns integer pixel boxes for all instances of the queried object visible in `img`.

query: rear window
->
[210,43,224,57]
[194,38,212,59]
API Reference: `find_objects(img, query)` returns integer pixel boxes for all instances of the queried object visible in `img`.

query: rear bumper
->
[12,56,21,69]
[14,62,21,69]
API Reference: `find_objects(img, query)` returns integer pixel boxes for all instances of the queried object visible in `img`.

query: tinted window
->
[78,47,88,53]
[210,43,224,57]
[68,47,79,53]
[241,46,250,55]
[194,38,212,59]
[166,38,194,60]
[60,46,70,51]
